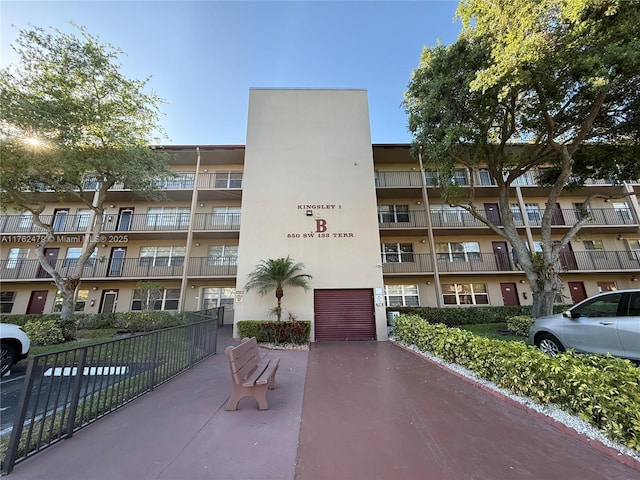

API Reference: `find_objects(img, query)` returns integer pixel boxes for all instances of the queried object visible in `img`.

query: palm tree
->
[244,256,312,321]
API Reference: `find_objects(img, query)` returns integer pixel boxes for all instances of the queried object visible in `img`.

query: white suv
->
[0,323,31,376]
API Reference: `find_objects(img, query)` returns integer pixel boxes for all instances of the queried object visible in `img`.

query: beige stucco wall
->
[234,89,387,340]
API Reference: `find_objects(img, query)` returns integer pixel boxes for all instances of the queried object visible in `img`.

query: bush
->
[506,315,534,337]
[391,314,640,450]
[388,305,569,326]
[24,319,65,346]
[237,320,311,344]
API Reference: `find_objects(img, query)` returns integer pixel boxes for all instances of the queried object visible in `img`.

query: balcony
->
[193,213,241,231]
[380,251,640,275]
[187,257,238,277]
[0,256,240,281]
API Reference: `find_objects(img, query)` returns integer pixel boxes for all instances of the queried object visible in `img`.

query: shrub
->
[237,320,311,344]
[388,305,569,326]
[391,314,640,450]
[506,315,534,337]
[24,319,65,346]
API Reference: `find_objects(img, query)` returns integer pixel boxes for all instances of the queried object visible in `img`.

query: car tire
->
[536,333,565,356]
[1,343,16,377]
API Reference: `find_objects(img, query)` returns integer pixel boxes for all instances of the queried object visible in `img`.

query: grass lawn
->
[459,322,531,344]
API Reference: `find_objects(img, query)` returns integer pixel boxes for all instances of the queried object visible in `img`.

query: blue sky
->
[1,1,463,145]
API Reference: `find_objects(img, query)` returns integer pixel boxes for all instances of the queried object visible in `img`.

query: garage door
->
[314,289,376,341]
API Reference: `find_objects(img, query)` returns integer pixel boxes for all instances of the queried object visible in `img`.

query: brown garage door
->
[314,289,376,341]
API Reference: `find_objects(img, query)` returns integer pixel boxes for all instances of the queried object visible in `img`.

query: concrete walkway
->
[7,326,640,479]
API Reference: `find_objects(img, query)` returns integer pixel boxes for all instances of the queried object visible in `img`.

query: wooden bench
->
[224,337,280,411]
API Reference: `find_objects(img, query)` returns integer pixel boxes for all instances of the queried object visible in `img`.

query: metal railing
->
[381,251,640,274]
[1,308,222,475]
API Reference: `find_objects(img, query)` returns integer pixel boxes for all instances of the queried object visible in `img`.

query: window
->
[584,240,604,251]
[597,282,617,293]
[628,239,640,261]
[525,204,541,223]
[452,168,469,186]
[6,248,29,269]
[212,207,241,227]
[63,247,97,267]
[18,211,33,229]
[381,243,414,263]
[378,205,409,223]
[424,170,439,186]
[477,169,494,186]
[207,245,238,265]
[436,242,480,262]
[158,172,195,189]
[613,203,632,223]
[214,172,242,188]
[510,204,523,223]
[139,246,186,266]
[53,289,89,312]
[442,283,489,305]
[131,288,180,311]
[147,207,190,228]
[75,209,92,230]
[573,293,622,317]
[384,285,419,307]
[201,287,235,311]
[573,203,592,221]
[0,292,16,313]
[431,205,466,224]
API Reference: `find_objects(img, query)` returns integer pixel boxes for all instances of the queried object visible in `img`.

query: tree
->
[244,256,312,321]
[404,0,640,317]
[0,24,174,319]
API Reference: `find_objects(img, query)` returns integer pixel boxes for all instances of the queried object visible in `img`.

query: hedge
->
[237,320,311,345]
[388,304,569,326]
[392,314,640,450]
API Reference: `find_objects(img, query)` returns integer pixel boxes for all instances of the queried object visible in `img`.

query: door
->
[52,209,69,231]
[559,243,577,270]
[36,248,59,278]
[314,289,376,341]
[27,290,48,314]
[118,208,134,231]
[500,283,520,306]
[551,203,565,225]
[100,290,119,313]
[484,203,502,226]
[563,291,625,356]
[568,282,587,304]
[492,241,510,271]
[108,247,126,277]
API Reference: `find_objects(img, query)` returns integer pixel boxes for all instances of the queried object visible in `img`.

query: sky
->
[0,1,463,145]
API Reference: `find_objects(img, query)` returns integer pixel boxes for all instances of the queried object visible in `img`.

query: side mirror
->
[562,310,575,319]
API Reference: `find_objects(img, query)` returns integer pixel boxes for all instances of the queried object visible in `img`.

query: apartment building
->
[1,89,639,341]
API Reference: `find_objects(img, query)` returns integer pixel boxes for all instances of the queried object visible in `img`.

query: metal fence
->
[1,308,222,475]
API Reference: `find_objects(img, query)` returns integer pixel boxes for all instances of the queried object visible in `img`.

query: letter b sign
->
[315,219,327,233]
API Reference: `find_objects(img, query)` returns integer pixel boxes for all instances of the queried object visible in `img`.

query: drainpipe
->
[418,148,443,307]
[178,147,201,311]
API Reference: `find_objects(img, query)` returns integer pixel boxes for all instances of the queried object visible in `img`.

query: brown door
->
[27,290,48,314]
[100,290,119,313]
[484,203,502,226]
[36,248,59,278]
[551,203,565,225]
[500,283,520,306]
[559,243,577,270]
[492,241,510,271]
[314,289,376,341]
[568,282,587,304]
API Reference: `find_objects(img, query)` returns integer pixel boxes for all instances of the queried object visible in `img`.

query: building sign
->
[287,203,355,239]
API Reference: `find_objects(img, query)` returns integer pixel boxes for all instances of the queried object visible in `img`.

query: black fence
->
[1,307,222,475]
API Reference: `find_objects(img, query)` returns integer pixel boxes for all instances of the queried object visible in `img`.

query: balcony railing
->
[378,207,638,230]
[0,256,240,280]
[187,257,238,276]
[375,171,424,187]
[193,213,241,230]
[381,251,640,274]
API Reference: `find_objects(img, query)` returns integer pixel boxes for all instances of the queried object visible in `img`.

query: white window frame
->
[131,288,180,311]
[384,285,419,307]
[139,246,186,266]
[6,248,29,269]
[147,207,191,228]
[378,205,410,223]
[0,291,16,313]
[436,242,481,262]
[212,207,241,227]
[381,243,415,263]
[201,287,235,311]
[442,283,489,305]
[207,245,238,266]
[214,172,242,188]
